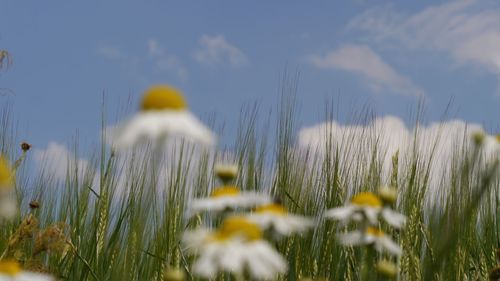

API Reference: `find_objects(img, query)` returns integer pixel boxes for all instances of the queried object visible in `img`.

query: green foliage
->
[0,80,498,281]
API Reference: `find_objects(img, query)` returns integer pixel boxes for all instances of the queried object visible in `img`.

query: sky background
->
[2,0,500,169]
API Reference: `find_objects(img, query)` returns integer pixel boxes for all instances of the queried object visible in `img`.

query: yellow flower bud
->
[164,268,185,281]
[376,260,398,279]
[378,186,398,204]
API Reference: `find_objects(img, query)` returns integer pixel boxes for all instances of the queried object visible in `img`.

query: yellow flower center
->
[212,217,262,241]
[255,204,287,215]
[0,261,21,275]
[366,227,385,237]
[140,85,187,111]
[0,156,13,189]
[210,186,240,198]
[351,192,382,208]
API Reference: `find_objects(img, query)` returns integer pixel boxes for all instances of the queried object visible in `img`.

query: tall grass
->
[0,78,498,281]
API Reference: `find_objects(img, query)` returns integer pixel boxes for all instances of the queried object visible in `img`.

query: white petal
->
[182,229,211,252]
[363,207,381,225]
[336,231,366,246]
[245,213,314,236]
[192,244,219,278]
[218,242,245,275]
[158,111,216,145]
[324,206,355,221]
[245,242,287,280]
[16,272,55,281]
[108,111,216,150]
[377,237,403,256]
[381,208,406,229]
[191,193,272,213]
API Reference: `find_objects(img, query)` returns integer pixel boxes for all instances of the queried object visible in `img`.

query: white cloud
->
[34,142,95,183]
[309,44,423,97]
[193,35,248,67]
[349,0,500,78]
[298,116,499,204]
[96,40,188,81]
[96,45,124,60]
[147,39,188,80]
[147,39,163,57]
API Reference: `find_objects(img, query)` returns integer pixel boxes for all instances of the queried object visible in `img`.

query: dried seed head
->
[20,142,31,152]
[34,223,70,257]
[490,266,500,281]
[7,214,39,252]
[0,50,13,70]
[29,200,40,209]
[24,260,51,274]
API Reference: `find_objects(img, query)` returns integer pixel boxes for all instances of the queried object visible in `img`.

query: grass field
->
[0,80,499,281]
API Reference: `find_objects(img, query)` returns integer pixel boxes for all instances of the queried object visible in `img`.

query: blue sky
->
[2,0,500,155]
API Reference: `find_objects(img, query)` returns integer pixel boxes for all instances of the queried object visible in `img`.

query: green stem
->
[361,247,376,281]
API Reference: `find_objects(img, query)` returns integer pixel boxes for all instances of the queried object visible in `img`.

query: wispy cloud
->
[147,39,188,80]
[349,0,500,81]
[96,45,124,60]
[193,35,248,67]
[96,40,188,81]
[309,44,423,97]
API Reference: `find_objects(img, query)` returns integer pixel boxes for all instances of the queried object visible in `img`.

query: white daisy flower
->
[337,227,402,256]
[190,186,272,213]
[245,203,315,236]
[108,85,216,150]
[324,192,406,228]
[325,192,382,225]
[0,261,54,281]
[183,217,287,280]
[0,156,16,221]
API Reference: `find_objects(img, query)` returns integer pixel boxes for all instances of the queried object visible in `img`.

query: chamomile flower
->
[190,185,272,213]
[0,156,16,221]
[183,217,287,280]
[108,85,216,150]
[325,192,406,228]
[245,203,315,236]
[0,260,54,281]
[325,192,382,225]
[337,227,402,256]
